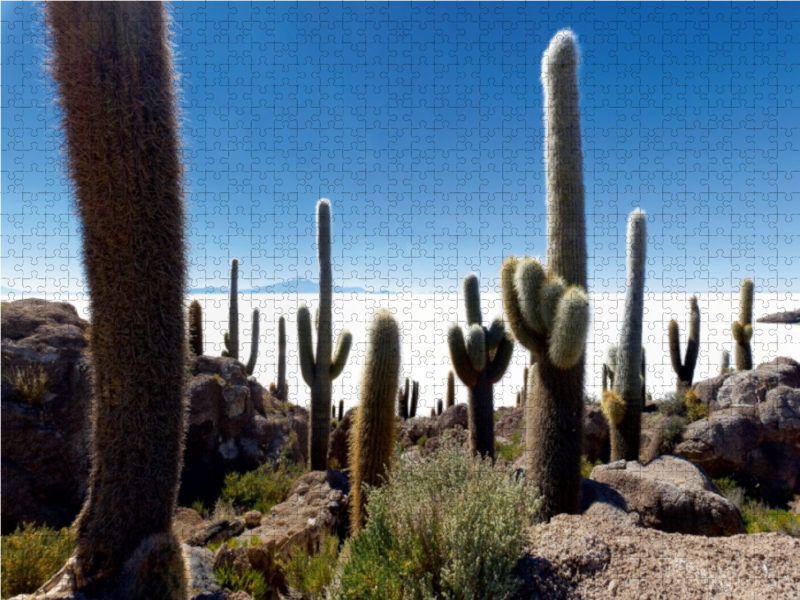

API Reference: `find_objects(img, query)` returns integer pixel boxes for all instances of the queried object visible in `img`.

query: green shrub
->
[495,427,524,463]
[661,415,688,452]
[190,499,210,518]
[1,523,76,598]
[330,432,542,600]
[657,390,708,423]
[580,456,602,479]
[713,477,800,537]
[214,564,268,600]
[416,435,428,451]
[657,392,686,417]
[278,534,339,599]
[220,459,305,514]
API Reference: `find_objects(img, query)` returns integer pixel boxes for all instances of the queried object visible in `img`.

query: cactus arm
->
[225,258,239,360]
[602,363,609,391]
[465,324,487,372]
[297,304,315,386]
[668,320,683,374]
[547,287,589,369]
[463,272,483,326]
[515,258,547,335]
[448,324,478,387]
[189,300,203,356]
[740,278,754,326]
[485,317,506,351]
[486,333,514,384]
[446,370,455,408]
[222,331,230,357]
[537,277,567,333]
[245,308,259,375]
[501,256,543,353]
[330,329,352,379]
[683,296,700,382]
[410,381,419,418]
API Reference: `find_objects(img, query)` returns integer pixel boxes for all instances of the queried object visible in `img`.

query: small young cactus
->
[245,309,259,376]
[609,208,647,462]
[449,272,514,460]
[188,300,203,356]
[222,258,239,360]
[348,309,400,534]
[430,407,436,418]
[720,349,731,374]
[276,316,287,401]
[669,296,700,394]
[446,370,455,409]
[732,278,754,371]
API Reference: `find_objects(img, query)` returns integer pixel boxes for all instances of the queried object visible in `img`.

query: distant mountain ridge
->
[189,277,394,295]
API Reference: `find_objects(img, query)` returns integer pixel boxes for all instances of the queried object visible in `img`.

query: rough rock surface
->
[589,455,745,536]
[582,402,610,463]
[512,514,800,600]
[1,299,92,534]
[757,308,800,323]
[678,357,800,502]
[183,544,221,597]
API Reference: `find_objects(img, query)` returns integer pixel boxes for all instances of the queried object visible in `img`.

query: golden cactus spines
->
[601,390,626,426]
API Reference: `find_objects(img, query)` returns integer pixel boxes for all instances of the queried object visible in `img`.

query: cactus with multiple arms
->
[732,278,754,371]
[45,2,188,596]
[609,209,647,461]
[221,258,239,359]
[189,300,203,356]
[245,309,259,376]
[502,29,589,521]
[348,309,400,534]
[448,273,514,460]
[298,200,353,470]
[669,296,701,393]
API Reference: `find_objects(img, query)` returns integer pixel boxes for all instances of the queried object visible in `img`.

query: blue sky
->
[2,1,799,297]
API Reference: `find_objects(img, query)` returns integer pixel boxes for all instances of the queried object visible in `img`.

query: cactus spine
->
[45,3,187,596]
[609,208,647,462]
[669,296,701,393]
[502,30,589,521]
[221,258,239,360]
[298,200,353,470]
[732,278,754,371]
[448,273,514,460]
[446,371,455,408]
[189,300,203,356]
[245,309,259,376]
[276,316,287,401]
[348,309,400,534]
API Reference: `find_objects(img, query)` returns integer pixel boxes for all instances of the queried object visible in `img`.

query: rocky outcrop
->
[212,470,350,596]
[757,308,800,323]
[582,402,610,463]
[588,456,745,537]
[678,357,800,502]
[512,514,800,600]
[1,299,92,534]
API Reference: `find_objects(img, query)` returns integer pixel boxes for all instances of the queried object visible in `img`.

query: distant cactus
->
[397,384,408,420]
[338,399,344,421]
[348,309,400,534]
[45,2,188,595]
[332,403,336,418]
[298,200,353,470]
[669,296,700,393]
[720,349,731,374]
[437,398,443,416]
[602,344,617,391]
[732,278,754,371]
[446,371,455,408]
[188,300,203,356]
[276,316,287,401]
[501,29,589,521]
[430,407,436,418]
[410,380,419,418]
[245,309,259,376]
[221,258,239,360]
[516,391,521,407]
[640,346,647,409]
[449,273,514,460]
[609,208,647,462]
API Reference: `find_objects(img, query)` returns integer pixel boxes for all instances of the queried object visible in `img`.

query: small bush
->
[657,390,708,423]
[278,534,339,599]
[661,415,688,451]
[416,434,428,451]
[220,459,305,515]
[3,363,48,406]
[495,427,524,463]
[190,500,210,518]
[657,392,686,417]
[330,432,541,600]
[1,523,76,598]
[713,477,800,537]
[214,564,268,600]
[580,456,602,479]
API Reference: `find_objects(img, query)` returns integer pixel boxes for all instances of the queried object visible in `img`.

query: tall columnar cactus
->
[501,29,589,521]
[448,273,514,460]
[516,391,521,407]
[338,399,344,421]
[222,258,239,360]
[609,209,647,462]
[189,300,203,356]
[602,344,617,391]
[732,278,754,371]
[348,309,400,534]
[446,371,455,409]
[45,3,187,597]
[397,382,408,420]
[298,200,353,470]
[276,316,287,401]
[437,398,443,416]
[245,309,259,376]
[720,349,731,374]
[669,296,701,393]
[410,380,419,418]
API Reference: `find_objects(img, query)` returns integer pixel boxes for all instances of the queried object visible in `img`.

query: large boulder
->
[757,308,800,324]
[677,357,800,502]
[588,455,745,536]
[513,514,800,599]
[1,299,92,534]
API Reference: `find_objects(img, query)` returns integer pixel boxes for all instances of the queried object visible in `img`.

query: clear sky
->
[2,1,799,297]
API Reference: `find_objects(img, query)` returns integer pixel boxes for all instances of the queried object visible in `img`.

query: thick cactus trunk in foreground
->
[45,2,187,597]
